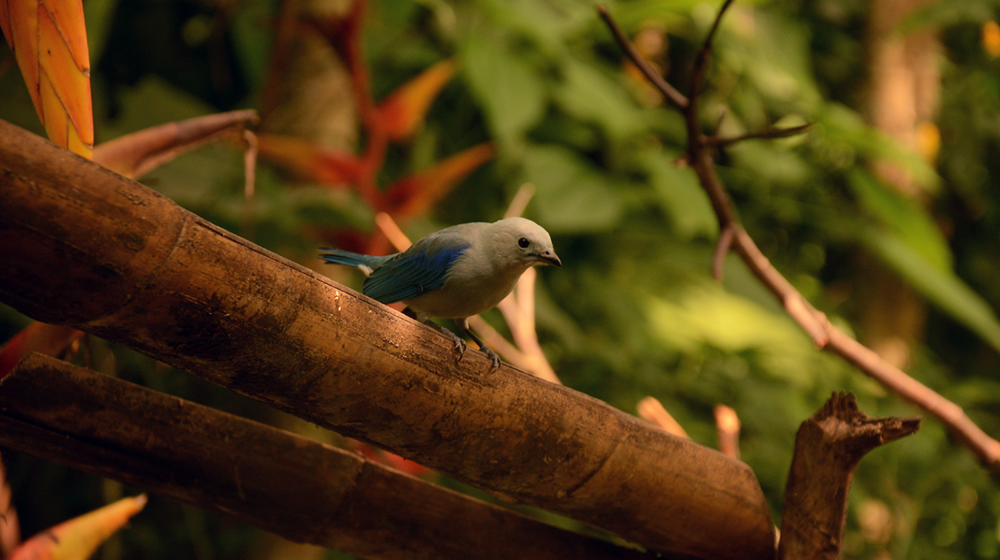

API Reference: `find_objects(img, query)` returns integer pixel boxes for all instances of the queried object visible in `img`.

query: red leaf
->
[381,143,494,218]
[9,495,146,560]
[377,59,455,142]
[257,134,364,186]
[0,322,84,379]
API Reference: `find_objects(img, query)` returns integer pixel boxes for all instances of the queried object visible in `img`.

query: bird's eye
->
[517,237,530,249]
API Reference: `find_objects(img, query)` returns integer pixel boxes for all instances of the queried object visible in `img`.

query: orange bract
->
[378,59,456,141]
[9,495,146,560]
[0,0,93,158]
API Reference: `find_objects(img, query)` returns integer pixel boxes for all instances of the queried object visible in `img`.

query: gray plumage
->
[320,217,561,370]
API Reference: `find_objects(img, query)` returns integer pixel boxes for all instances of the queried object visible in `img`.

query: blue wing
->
[362,235,469,304]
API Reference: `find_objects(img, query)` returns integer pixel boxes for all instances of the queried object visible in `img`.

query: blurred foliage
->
[3,0,1000,559]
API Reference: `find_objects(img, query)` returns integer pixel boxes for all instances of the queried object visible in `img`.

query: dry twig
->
[597,3,1000,473]
[637,396,690,439]
[714,404,741,460]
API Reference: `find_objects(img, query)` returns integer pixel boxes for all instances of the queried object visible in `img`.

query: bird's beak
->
[537,250,562,267]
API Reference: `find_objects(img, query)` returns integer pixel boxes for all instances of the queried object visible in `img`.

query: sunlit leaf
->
[94,110,259,178]
[257,134,364,186]
[1,0,93,158]
[646,285,833,387]
[863,227,1000,353]
[381,143,494,218]
[848,169,951,271]
[818,104,941,192]
[9,495,147,560]
[378,59,455,142]
[0,322,84,379]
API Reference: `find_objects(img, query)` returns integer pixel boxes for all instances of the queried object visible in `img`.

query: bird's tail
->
[319,248,388,276]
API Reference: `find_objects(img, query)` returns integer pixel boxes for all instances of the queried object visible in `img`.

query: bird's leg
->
[455,318,500,372]
[408,308,467,359]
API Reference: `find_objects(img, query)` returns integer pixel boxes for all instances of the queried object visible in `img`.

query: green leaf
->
[460,36,547,146]
[635,149,718,238]
[523,144,624,233]
[645,285,834,387]
[552,57,647,142]
[817,104,941,192]
[863,227,1000,353]
[899,0,997,34]
[474,0,592,57]
[848,169,952,271]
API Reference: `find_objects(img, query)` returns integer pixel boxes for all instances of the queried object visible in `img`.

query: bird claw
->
[453,336,467,358]
[482,347,500,372]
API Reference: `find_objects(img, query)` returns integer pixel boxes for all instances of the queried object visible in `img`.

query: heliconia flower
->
[378,59,456,142]
[9,494,147,560]
[0,0,93,159]
[381,143,495,219]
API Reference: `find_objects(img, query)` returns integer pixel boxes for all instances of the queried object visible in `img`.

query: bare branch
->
[712,224,737,281]
[600,0,1000,474]
[690,0,736,103]
[504,182,537,219]
[596,6,688,111]
[707,123,813,148]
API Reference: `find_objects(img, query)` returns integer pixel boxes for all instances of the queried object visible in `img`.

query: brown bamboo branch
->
[0,119,776,560]
[0,354,650,560]
[598,2,1000,475]
[777,393,920,559]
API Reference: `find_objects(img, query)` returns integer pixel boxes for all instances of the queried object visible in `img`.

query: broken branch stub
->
[778,393,920,560]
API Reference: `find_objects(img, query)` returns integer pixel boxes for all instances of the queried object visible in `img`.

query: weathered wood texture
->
[0,354,653,560]
[778,393,920,559]
[0,119,776,560]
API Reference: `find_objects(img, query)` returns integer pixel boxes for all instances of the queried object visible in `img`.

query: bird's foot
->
[442,328,468,360]
[482,346,500,373]
[419,316,467,361]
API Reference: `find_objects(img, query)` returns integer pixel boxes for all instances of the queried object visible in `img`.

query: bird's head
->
[492,217,562,268]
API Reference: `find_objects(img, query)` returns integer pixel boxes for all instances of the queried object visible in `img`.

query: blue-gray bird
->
[320,217,561,370]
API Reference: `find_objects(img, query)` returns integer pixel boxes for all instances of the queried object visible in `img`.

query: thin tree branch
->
[597,2,1000,474]
[0,354,653,560]
[690,0,735,106]
[712,223,737,281]
[706,123,813,148]
[596,6,688,111]
[0,118,777,560]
